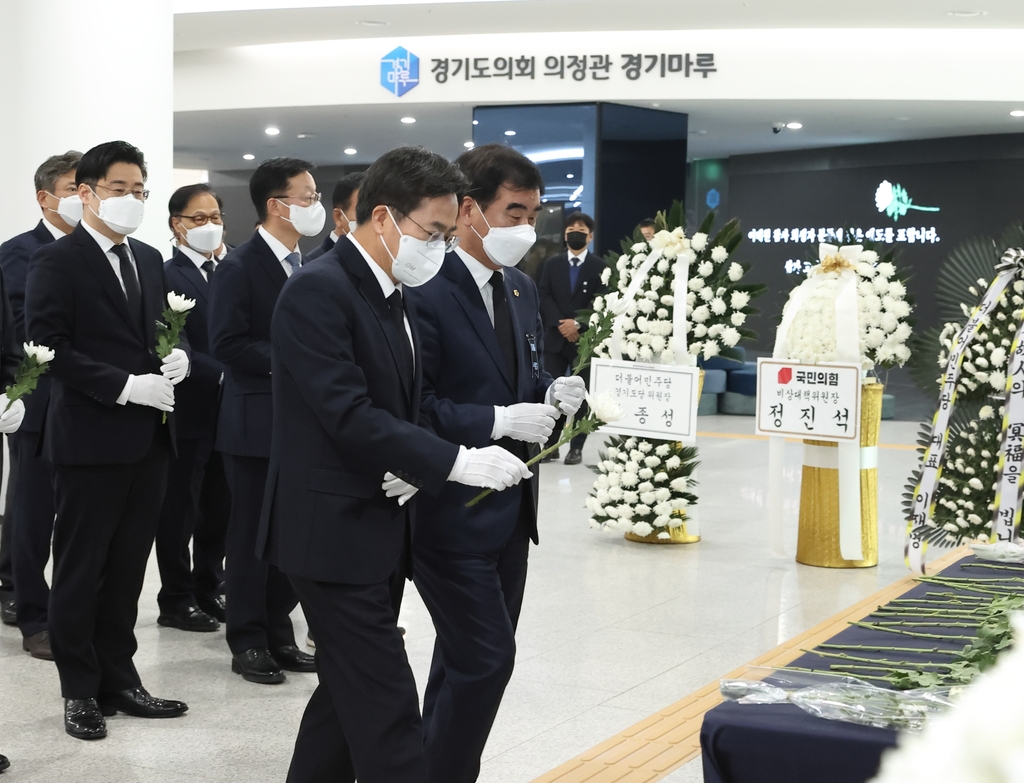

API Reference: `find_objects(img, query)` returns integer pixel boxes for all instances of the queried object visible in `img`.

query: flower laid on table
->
[4,341,55,412]
[586,436,699,539]
[156,292,196,422]
[465,392,624,507]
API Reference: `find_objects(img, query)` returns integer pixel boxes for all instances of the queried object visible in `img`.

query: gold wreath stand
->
[625,370,704,545]
[795,381,883,568]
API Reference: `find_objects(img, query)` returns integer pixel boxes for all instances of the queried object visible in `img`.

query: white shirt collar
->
[41,217,67,242]
[81,219,119,255]
[346,234,399,299]
[178,244,214,271]
[455,246,499,291]
[258,225,299,261]
[568,247,588,262]
[329,230,341,243]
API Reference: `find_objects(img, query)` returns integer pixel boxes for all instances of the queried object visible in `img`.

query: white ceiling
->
[174,0,1024,52]
[171,1,1024,171]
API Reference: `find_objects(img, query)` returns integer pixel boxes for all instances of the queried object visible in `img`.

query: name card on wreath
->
[589,358,700,444]
[755,358,861,442]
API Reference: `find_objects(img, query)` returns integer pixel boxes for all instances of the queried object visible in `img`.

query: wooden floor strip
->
[531,547,968,783]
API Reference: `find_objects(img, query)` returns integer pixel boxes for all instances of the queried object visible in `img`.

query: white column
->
[0,0,174,254]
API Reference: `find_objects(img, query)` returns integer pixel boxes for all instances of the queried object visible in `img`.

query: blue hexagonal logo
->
[381,47,419,97]
[705,188,721,209]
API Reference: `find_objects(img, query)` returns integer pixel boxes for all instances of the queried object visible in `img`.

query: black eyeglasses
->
[176,212,225,226]
[401,212,460,253]
[272,192,322,207]
[96,183,150,201]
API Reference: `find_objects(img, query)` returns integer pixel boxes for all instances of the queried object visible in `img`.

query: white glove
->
[382,472,419,506]
[128,374,175,412]
[492,403,559,444]
[161,348,190,385]
[0,397,25,434]
[447,445,531,491]
[546,375,586,416]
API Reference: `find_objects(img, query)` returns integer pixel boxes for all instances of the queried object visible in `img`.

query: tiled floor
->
[0,414,927,782]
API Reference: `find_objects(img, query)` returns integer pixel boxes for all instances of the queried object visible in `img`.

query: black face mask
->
[566,231,589,251]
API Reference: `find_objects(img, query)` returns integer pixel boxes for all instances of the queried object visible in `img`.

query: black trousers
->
[155,437,229,612]
[222,454,297,653]
[287,574,425,783]
[543,350,591,452]
[413,507,531,783]
[0,440,11,599]
[49,434,170,699]
[9,431,56,637]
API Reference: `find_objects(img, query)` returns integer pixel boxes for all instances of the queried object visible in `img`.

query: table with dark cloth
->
[700,554,987,783]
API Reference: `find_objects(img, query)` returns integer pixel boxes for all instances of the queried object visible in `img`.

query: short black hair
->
[639,218,656,229]
[566,213,595,232]
[356,146,467,225]
[249,157,315,222]
[76,141,147,188]
[455,144,545,211]
[331,172,364,210]
[168,183,223,231]
[35,151,82,193]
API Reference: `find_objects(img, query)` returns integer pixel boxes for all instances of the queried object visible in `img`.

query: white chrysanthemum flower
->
[702,342,720,359]
[669,477,688,492]
[631,242,647,253]
[989,370,1007,390]
[690,233,708,251]
[665,456,681,470]
[661,295,674,306]
[699,286,714,301]
[698,261,714,277]
[688,277,704,292]
[693,324,708,338]
[727,262,743,282]
[722,327,741,347]
[730,291,750,310]
[600,266,611,285]
[731,312,747,327]
[710,297,727,316]
[691,305,710,323]
[875,261,895,278]
[632,521,654,537]
[711,246,728,263]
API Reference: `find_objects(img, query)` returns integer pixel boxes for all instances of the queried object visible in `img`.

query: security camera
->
[772,123,785,134]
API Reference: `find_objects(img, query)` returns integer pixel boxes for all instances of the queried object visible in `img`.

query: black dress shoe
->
[158,605,219,632]
[64,698,107,740]
[23,630,54,661]
[0,752,10,772]
[564,448,583,465]
[540,449,559,463]
[0,598,15,626]
[99,687,188,718]
[272,645,316,672]
[196,593,226,624]
[232,648,286,684]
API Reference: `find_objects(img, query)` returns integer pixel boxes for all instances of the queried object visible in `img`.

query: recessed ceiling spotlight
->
[472,120,479,126]
[297,133,315,139]
[344,148,357,155]
[265,126,280,136]
[651,102,660,108]
[1011,110,1024,117]
[463,141,475,148]
[356,19,388,26]
[566,173,575,179]
[401,117,416,124]
[786,122,803,130]
[243,153,255,161]
[948,10,987,17]
[504,130,516,136]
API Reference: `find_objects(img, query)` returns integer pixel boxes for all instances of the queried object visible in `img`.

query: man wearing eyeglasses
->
[209,157,321,685]
[0,150,81,660]
[25,140,191,740]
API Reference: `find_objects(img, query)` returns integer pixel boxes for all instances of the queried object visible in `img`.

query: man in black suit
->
[538,213,607,464]
[25,140,191,740]
[0,151,80,657]
[408,144,585,782]
[154,183,232,632]
[209,157,323,684]
[261,146,530,783]
[305,171,363,263]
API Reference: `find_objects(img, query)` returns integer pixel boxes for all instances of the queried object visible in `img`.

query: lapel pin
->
[513,289,520,297]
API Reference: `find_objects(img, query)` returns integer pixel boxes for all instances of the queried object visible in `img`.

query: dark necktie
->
[387,290,414,382]
[201,259,215,279]
[112,243,143,330]
[285,251,301,273]
[490,271,516,382]
[568,256,581,292]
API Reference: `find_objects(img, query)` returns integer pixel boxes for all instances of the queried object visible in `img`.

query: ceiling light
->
[356,19,388,26]
[786,122,803,130]
[242,153,255,161]
[297,133,315,139]
[463,141,474,148]
[524,146,585,164]
[651,102,660,108]
[264,126,280,136]
[344,148,357,155]
[472,120,479,126]
[504,130,516,136]
[401,117,416,124]
[566,173,574,179]
[948,10,987,17]
[1011,110,1024,118]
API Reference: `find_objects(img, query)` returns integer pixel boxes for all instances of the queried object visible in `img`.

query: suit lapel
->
[446,256,515,392]
[129,238,160,348]
[32,221,55,246]
[251,232,289,292]
[171,251,209,304]
[336,241,413,406]
[74,225,142,340]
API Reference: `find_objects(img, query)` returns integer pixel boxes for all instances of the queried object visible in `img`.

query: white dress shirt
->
[456,247,501,327]
[568,247,587,264]
[178,244,216,281]
[346,235,414,367]
[41,217,66,242]
[81,220,138,296]
[329,230,341,244]
[258,225,300,277]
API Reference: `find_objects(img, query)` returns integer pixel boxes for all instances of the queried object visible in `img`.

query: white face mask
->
[278,199,326,237]
[50,193,83,228]
[380,207,446,287]
[89,188,145,235]
[340,208,357,235]
[471,201,537,267]
[182,222,223,254]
